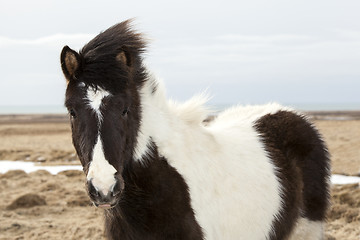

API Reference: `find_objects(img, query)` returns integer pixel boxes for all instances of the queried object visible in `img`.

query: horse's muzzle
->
[86,177,124,209]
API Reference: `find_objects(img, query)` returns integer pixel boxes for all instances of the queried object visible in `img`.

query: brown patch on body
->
[254,110,330,239]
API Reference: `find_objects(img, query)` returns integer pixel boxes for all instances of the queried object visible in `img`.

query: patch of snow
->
[0,161,82,175]
[331,174,360,185]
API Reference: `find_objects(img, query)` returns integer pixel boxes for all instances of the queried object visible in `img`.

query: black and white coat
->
[61,20,330,240]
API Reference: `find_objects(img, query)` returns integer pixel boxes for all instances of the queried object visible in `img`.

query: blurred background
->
[0,0,359,113]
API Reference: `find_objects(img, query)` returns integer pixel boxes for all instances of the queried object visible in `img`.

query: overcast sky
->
[0,0,359,111]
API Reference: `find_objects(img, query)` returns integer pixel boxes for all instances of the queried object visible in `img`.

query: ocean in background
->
[0,103,358,114]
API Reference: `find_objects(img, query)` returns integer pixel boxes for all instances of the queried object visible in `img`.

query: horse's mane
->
[81,19,147,62]
[77,19,147,93]
[169,93,212,125]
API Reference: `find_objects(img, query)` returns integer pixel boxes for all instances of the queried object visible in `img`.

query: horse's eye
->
[122,107,129,116]
[69,109,77,119]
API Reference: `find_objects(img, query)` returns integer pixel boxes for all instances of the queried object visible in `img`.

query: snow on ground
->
[0,160,82,175]
[331,174,360,185]
[0,161,359,185]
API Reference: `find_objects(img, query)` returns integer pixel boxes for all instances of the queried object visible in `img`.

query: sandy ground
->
[316,120,360,176]
[0,113,359,239]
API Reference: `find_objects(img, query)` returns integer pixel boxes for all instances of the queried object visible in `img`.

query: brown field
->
[0,113,359,240]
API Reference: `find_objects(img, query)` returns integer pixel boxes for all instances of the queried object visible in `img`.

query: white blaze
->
[86,87,110,119]
[85,86,116,195]
[87,136,117,195]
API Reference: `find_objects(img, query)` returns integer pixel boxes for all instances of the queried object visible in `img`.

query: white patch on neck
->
[133,76,169,161]
[134,133,151,161]
[87,135,117,195]
[86,86,110,118]
[133,74,212,162]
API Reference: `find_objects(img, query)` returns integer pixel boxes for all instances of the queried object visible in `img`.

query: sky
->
[0,0,359,112]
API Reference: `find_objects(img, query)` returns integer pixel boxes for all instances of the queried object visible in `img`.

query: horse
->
[60,20,330,240]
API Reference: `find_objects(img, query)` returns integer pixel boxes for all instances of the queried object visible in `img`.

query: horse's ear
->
[61,46,81,82]
[116,47,132,67]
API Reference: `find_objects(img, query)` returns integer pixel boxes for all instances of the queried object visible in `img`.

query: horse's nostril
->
[87,179,100,197]
[111,180,122,197]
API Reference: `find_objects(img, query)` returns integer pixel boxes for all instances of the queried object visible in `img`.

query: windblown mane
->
[169,93,212,125]
[77,19,148,93]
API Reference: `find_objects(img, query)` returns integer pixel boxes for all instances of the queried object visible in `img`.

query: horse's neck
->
[108,145,204,239]
[105,78,211,238]
[134,77,212,163]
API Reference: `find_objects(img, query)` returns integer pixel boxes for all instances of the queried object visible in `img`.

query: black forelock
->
[76,19,148,94]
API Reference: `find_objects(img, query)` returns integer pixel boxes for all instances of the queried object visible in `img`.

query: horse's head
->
[60,20,146,209]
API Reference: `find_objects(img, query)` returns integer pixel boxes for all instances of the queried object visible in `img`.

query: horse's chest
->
[165,139,283,239]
